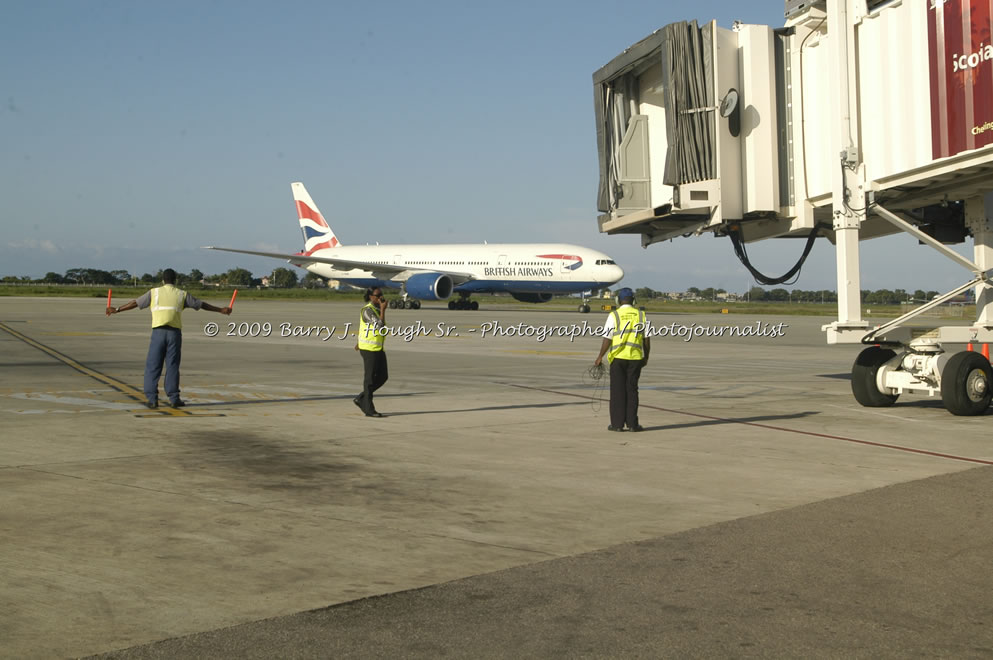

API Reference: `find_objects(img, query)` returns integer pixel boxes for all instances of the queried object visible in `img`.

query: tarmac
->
[1,296,992,659]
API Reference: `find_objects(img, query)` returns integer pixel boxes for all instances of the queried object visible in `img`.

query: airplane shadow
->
[636,410,819,432]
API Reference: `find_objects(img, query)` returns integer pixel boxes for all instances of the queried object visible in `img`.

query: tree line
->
[635,286,950,305]
[0,267,328,289]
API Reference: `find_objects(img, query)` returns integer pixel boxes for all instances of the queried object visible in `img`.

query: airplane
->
[206,182,625,312]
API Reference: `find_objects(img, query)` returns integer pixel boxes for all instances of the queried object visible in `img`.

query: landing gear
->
[577,293,592,313]
[850,340,993,416]
[448,294,478,310]
[851,346,899,407]
[387,294,420,309]
[941,351,993,416]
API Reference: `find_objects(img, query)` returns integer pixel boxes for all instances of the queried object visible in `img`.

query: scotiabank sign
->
[929,0,993,158]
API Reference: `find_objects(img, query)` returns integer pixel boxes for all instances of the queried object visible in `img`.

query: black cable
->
[727,222,830,286]
[584,362,607,413]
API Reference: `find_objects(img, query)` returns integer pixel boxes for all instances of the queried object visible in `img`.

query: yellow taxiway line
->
[0,321,204,417]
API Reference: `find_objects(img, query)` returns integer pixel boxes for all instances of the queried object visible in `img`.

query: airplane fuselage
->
[301,243,624,295]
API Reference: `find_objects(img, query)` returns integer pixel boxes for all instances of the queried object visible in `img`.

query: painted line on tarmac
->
[0,321,198,418]
[506,383,993,466]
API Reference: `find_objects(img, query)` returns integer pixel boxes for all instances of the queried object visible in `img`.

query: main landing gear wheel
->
[941,351,993,416]
[851,346,898,407]
[447,298,477,310]
[577,304,591,313]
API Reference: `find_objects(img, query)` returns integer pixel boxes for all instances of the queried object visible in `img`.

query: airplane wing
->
[203,246,476,284]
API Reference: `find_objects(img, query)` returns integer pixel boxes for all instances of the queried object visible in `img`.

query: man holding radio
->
[594,287,650,432]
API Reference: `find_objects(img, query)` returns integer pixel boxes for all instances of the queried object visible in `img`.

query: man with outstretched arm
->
[107,268,231,409]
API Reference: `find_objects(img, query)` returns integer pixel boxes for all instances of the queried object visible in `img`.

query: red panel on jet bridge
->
[929,0,993,158]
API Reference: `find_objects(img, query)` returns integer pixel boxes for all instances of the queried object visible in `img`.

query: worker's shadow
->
[637,410,818,432]
[384,400,589,416]
[189,392,429,408]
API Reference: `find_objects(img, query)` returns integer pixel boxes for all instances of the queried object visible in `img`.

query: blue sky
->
[0,0,976,293]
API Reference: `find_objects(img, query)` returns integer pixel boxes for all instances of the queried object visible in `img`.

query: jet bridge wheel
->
[941,351,993,416]
[851,346,898,408]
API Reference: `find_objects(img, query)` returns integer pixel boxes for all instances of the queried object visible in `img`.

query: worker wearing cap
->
[594,287,650,431]
[107,268,231,409]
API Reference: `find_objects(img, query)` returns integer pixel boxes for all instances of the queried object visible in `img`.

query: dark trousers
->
[358,349,389,412]
[609,358,643,429]
[144,326,182,403]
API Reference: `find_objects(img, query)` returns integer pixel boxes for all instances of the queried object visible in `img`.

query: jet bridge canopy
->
[593,0,993,247]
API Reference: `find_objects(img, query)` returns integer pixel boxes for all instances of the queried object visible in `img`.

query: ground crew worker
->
[594,287,650,432]
[354,286,389,417]
[106,268,231,409]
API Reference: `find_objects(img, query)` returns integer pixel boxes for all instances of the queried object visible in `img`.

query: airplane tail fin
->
[292,182,341,255]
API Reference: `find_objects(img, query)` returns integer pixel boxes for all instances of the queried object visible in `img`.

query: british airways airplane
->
[207,182,624,312]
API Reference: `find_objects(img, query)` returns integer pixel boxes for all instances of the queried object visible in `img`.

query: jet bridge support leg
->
[831,207,865,336]
[968,195,993,327]
[824,0,868,344]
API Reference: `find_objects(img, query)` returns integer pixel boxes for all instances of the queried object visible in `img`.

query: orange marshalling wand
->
[107,289,112,308]
[229,289,238,308]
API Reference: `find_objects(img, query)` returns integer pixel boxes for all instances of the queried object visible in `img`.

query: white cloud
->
[6,238,61,254]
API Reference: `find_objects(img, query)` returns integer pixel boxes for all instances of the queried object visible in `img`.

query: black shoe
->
[145,400,158,409]
[169,399,185,408]
[607,425,624,432]
[353,396,363,410]
[365,411,385,418]
[627,425,644,432]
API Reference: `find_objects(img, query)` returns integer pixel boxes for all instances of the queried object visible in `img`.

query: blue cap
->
[616,287,634,302]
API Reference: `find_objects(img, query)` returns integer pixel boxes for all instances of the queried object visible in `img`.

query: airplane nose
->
[595,264,623,284]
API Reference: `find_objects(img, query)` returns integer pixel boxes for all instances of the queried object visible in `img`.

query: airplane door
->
[498,254,508,266]
[393,254,403,266]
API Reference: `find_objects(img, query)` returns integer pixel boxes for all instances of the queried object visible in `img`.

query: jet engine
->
[405,273,453,301]
[510,292,553,303]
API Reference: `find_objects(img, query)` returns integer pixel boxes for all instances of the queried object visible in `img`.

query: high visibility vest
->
[607,306,645,363]
[150,285,186,329]
[357,303,385,351]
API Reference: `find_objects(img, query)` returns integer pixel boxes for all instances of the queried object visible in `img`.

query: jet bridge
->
[593,0,993,415]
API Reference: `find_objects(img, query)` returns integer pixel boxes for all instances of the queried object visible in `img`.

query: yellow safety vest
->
[150,285,187,329]
[357,303,385,351]
[607,306,645,363]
